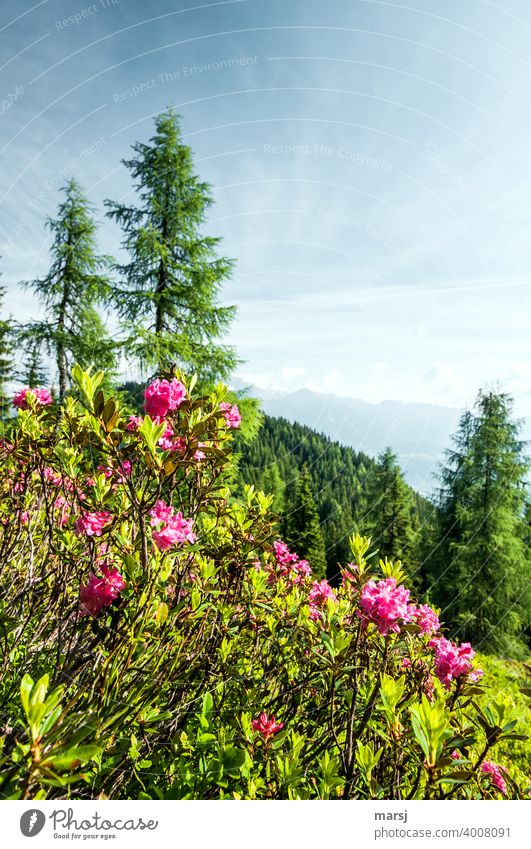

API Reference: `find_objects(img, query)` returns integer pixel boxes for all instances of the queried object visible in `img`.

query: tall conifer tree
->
[21,179,114,402]
[105,108,237,381]
[429,390,530,654]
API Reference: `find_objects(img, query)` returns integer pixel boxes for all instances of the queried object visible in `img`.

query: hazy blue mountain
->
[232,382,461,493]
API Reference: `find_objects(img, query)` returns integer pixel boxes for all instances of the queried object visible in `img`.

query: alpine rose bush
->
[0,367,527,801]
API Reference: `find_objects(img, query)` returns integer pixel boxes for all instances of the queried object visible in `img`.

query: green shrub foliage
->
[0,370,528,800]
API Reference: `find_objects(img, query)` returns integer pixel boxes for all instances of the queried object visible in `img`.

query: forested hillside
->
[237,415,430,586]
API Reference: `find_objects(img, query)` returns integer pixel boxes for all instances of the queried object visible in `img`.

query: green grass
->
[477,654,530,788]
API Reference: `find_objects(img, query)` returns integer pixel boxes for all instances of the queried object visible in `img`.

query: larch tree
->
[21,179,114,403]
[105,108,238,381]
[429,390,530,655]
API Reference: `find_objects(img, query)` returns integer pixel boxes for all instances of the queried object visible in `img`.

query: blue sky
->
[1,0,531,413]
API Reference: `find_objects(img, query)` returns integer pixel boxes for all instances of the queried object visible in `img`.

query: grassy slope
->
[477,654,530,787]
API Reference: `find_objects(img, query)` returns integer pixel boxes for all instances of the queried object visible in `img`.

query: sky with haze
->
[1,0,531,415]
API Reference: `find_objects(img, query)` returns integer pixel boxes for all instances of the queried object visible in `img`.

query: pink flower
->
[144,378,186,418]
[43,467,62,486]
[429,636,479,689]
[480,760,508,796]
[251,712,284,741]
[149,499,196,551]
[149,500,175,526]
[468,667,484,683]
[21,511,30,525]
[126,415,143,431]
[273,540,299,567]
[79,565,126,617]
[308,579,337,619]
[194,442,206,461]
[97,460,132,482]
[408,603,440,636]
[401,658,412,669]
[358,577,412,635]
[219,401,241,429]
[74,511,112,537]
[158,422,176,451]
[296,559,312,581]
[270,540,313,585]
[152,515,196,551]
[13,387,53,409]
[450,749,462,760]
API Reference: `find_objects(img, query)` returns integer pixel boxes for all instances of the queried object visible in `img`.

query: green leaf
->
[221,746,246,776]
[155,601,169,625]
[43,745,102,772]
[20,674,34,719]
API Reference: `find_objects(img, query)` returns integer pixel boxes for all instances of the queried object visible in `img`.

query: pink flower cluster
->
[43,467,63,486]
[149,499,196,551]
[480,760,508,796]
[308,579,337,620]
[126,415,143,431]
[251,712,284,741]
[13,387,53,409]
[429,636,483,689]
[144,378,186,418]
[219,401,241,429]
[75,511,112,537]
[270,540,312,584]
[408,603,440,636]
[79,564,126,617]
[358,577,412,635]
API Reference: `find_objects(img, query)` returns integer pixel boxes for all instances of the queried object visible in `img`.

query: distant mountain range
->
[233,382,531,494]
